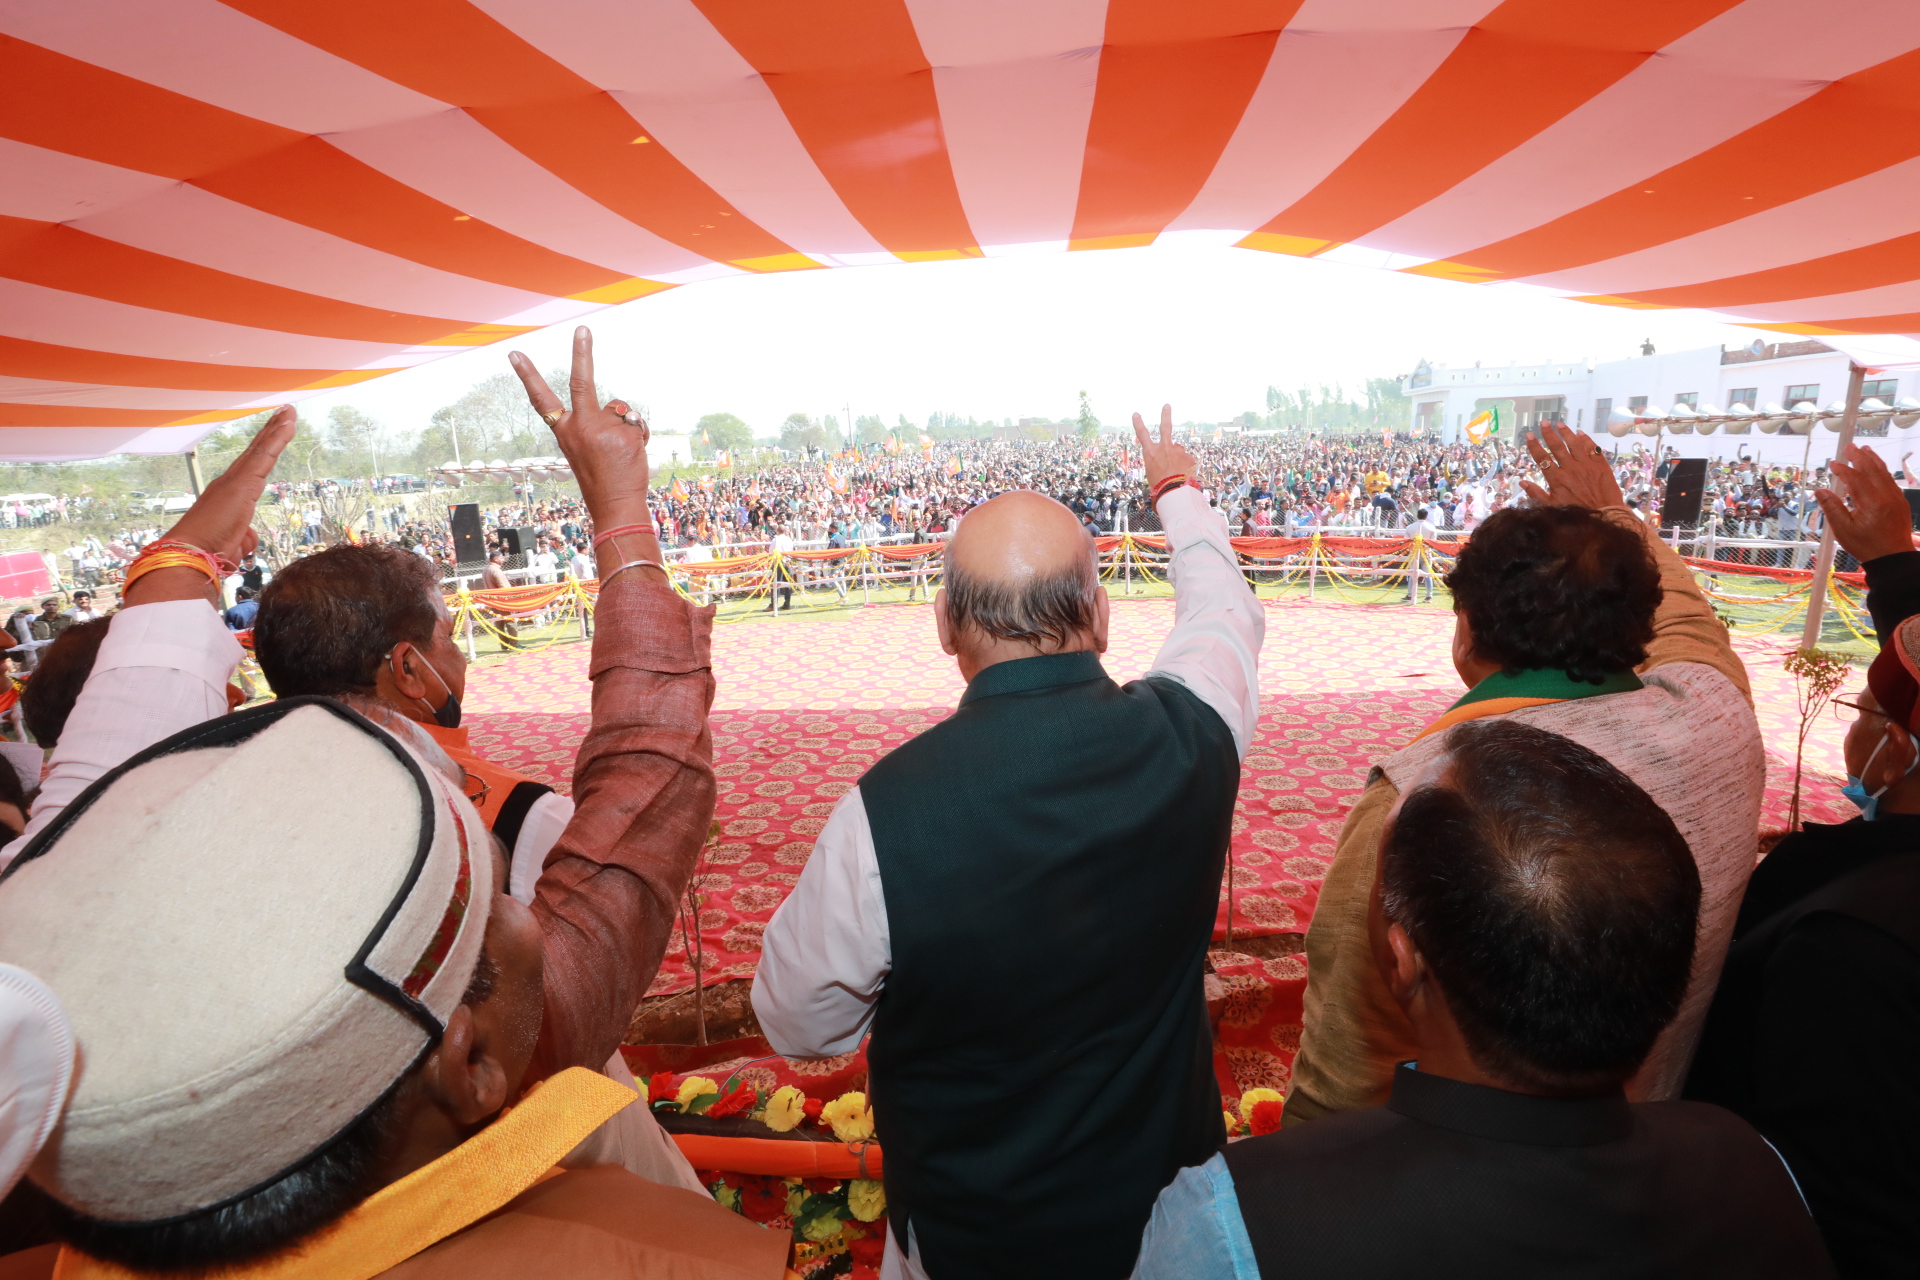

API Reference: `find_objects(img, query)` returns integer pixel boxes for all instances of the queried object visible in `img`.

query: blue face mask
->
[1843,729,1912,821]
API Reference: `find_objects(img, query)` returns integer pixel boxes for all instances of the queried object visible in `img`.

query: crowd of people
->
[0,331,1909,1280]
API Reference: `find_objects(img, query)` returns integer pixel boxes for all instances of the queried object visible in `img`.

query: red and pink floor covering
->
[464,598,1853,1101]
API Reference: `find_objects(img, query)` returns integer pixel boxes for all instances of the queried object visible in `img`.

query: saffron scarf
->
[55,1068,637,1280]
[1410,668,1644,744]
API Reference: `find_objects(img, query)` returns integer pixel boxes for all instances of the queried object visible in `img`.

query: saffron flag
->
[945,456,962,476]
[885,435,901,455]
[670,477,689,501]
[715,450,730,467]
[1464,407,1500,444]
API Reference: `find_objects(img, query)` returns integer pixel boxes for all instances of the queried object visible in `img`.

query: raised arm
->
[1816,443,1920,645]
[1134,405,1266,757]
[1523,423,1750,704]
[508,330,720,1081]
[0,408,296,867]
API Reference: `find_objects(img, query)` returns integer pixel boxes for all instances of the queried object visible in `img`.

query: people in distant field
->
[567,541,592,581]
[237,550,270,594]
[755,407,1263,1280]
[28,600,66,644]
[221,586,257,632]
[1290,423,1764,1127]
[1135,720,1834,1280]
[1402,506,1438,603]
[62,594,96,628]
[1687,444,1920,1278]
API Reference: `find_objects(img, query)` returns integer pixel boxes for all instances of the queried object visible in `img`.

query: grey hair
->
[943,550,1100,649]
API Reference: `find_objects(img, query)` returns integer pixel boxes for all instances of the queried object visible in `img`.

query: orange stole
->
[54,1069,638,1280]
[418,723,540,831]
[1406,695,1566,745]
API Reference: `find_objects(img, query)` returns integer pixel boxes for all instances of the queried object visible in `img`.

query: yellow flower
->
[848,1179,886,1222]
[1239,1088,1284,1126]
[801,1213,846,1243]
[712,1183,741,1213]
[762,1085,807,1133]
[1223,1109,1240,1136]
[822,1091,874,1142]
[676,1076,719,1111]
[785,1183,808,1217]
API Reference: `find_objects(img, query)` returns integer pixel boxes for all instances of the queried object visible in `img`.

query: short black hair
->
[1444,506,1659,683]
[234,586,256,602]
[254,545,441,698]
[21,617,113,749]
[35,951,500,1272]
[1382,720,1699,1092]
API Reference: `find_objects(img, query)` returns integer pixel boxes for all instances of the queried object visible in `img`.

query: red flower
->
[648,1072,679,1104]
[848,1231,887,1269]
[1249,1099,1283,1136]
[740,1178,787,1221]
[706,1083,757,1118]
[802,1097,824,1122]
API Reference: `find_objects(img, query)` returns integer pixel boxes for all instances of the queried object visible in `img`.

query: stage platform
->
[462,597,1853,1098]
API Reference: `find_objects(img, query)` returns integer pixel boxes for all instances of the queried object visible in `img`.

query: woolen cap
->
[0,699,492,1222]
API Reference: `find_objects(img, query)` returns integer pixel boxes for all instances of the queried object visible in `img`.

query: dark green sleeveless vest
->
[861,649,1238,1279]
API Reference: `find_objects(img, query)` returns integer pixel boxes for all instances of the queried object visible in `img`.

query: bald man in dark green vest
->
[755,407,1265,1280]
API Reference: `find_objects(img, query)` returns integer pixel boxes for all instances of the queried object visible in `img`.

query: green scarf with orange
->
[1411,667,1643,744]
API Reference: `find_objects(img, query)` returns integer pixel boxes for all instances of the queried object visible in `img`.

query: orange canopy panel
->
[6,0,1920,458]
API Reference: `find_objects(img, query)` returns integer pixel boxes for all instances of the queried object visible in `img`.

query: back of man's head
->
[1383,719,1699,1093]
[22,617,113,750]
[941,491,1099,650]
[254,544,439,698]
[1444,506,1659,683]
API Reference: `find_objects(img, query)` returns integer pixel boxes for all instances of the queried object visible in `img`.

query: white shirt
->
[567,551,593,580]
[752,483,1264,1060]
[0,601,240,872]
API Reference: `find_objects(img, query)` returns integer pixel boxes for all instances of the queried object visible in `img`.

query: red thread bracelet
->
[592,521,656,551]
[1150,474,1189,504]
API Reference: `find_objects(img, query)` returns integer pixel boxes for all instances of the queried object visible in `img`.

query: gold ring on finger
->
[541,410,563,426]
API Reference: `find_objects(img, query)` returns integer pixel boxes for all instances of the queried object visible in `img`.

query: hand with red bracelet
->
[508,328,664,584]
[1132,403,1200,503]
[125,406,299,607]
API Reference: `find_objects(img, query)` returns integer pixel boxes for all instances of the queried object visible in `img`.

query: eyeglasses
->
[460,769,490,808]
[1830,696,1890,725]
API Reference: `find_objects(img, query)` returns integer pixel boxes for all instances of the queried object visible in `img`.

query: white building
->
[1403,340,1920,468]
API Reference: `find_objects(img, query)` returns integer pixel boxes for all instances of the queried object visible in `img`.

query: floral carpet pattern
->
[464,598,1856,1103]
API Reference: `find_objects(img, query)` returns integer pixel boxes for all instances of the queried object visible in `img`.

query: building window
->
[1863,378,1899,401]
[1627,396,1648,412]
[1727,387,1757,409]
[1784,383,1820,406]
[1534,396,1566,424]
[1672,392,1697,408]
[1593,398,1611,430]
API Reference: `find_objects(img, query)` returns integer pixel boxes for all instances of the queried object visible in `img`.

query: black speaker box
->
[448,503,484,567]
[497,525,538,569]
[1659,458,1708,529]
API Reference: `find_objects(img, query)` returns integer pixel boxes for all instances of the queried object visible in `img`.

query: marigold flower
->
[801,1212,847,1243]
[676,1075,719,1111]
[1249,1099,1284,1136]
[785,1182,808,1217]
[707,1082,757,1118]
[1238,1087,1285,1126]
[740,1178,787,1221]
[848,1178,887,1222]
[822,1091,875,1142]
[762,1085,808,1133]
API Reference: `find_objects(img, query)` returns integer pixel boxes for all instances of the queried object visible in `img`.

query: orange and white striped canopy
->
[6,0,1920,458]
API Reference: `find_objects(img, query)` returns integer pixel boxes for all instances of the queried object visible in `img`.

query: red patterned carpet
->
[464,598,1855,1101]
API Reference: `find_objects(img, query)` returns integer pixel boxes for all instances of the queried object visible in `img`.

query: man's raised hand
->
[129,404,298,606]
[1520,422,1626,511]
[508,327,651,531]
[1132,404,1197,493]
[1817,443,1916,564]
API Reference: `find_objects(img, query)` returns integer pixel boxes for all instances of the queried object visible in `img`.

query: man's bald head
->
[941,491,1101,654]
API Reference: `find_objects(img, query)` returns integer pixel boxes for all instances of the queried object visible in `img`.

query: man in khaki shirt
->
[1288,424,1761,1125]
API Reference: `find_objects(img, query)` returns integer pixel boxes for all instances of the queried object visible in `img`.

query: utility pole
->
[185,447,205,496]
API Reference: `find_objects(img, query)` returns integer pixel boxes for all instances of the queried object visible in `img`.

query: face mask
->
[392,645,462,730]
[1842,727,1915,821]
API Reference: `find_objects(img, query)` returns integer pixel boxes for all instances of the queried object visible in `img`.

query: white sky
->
[295,235,1770,444]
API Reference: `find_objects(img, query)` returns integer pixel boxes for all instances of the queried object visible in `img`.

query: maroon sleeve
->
[526,575,716,1081]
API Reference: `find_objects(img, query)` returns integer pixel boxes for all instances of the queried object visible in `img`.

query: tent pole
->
[1799,364,1866,649]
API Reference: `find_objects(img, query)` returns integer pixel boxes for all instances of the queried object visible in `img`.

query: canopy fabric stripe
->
[4,0,1920,458]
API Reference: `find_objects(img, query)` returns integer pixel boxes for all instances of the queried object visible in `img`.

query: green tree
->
[1364,376,1411,429]
[694,413,753,458]
[855,414,890,446]
[780,413,827,453]
[1076,390,1100,440]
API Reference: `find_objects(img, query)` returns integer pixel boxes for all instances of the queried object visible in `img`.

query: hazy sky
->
[297,233,1768,447]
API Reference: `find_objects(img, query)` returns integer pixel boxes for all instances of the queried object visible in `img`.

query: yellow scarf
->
[57,1068,637,1280]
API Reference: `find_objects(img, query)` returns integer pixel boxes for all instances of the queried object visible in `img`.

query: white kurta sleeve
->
[1144,485,1266,758]
[751,786,891,1058]
[0,600,241,870]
